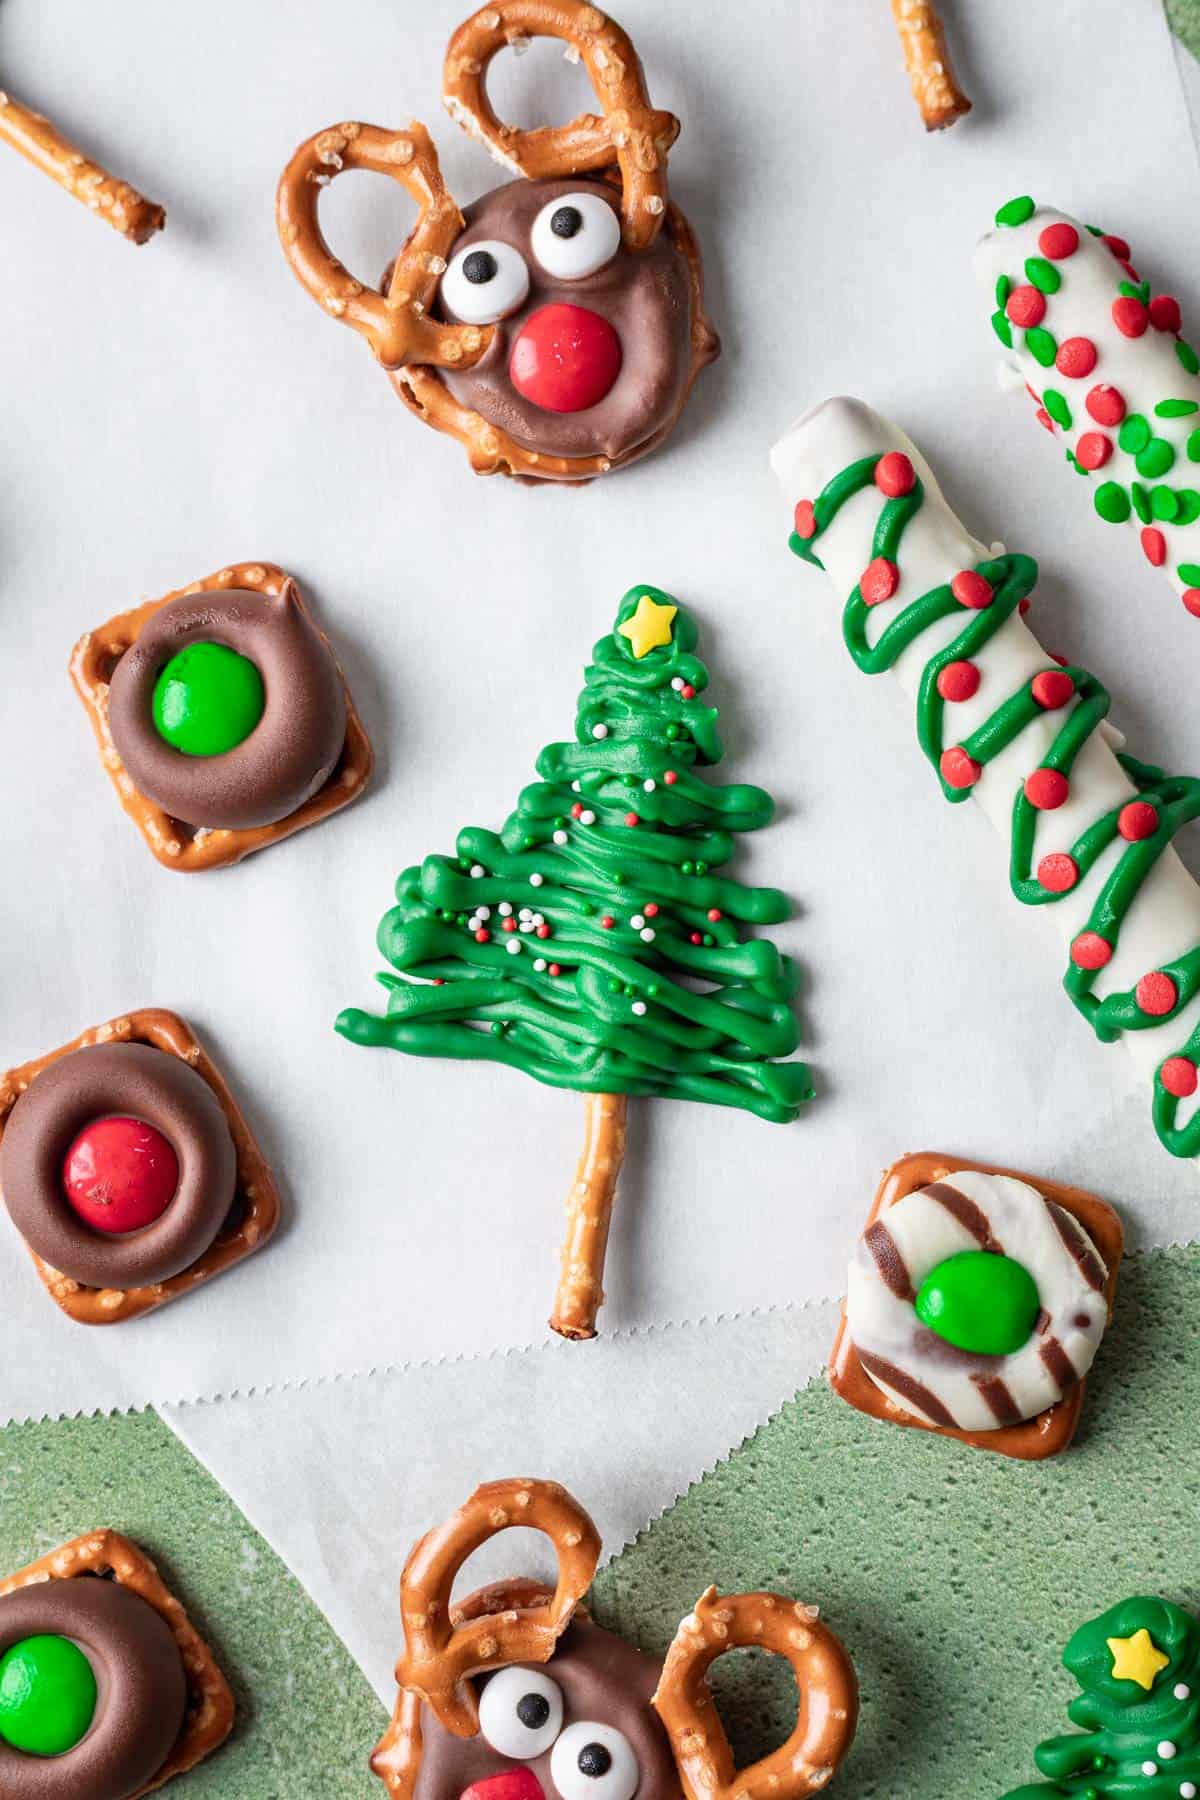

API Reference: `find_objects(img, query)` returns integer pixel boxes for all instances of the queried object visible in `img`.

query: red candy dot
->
[1018,597,1032,616]
[951,570,993,610]
[644,903,660,918]
[1112,296,1149,338]
[502,917,517,932]
[61,1117,179,1235]
[1035,407,1055,434]
[536,924,552,939]
[432,977,446,985]
[1024,768,1070,810]
[1032,669,1075,709]
[548,963,563,977]
[1055,336,1097,379]
[1074,430,1112,470]
[1149,294,1182,333]
[1184,590,1200,618]
[1071,932,1113,971]
[571,802,584,818]
[1120,261,1141,285]
[707,908,723,922]
[475,928,490,943]
[860,557,899,606]
[937,660,981,703]
[1137,971,1178,1017]
[625,812,640,827]
[600,916,615,929]
[1161,1056,1199,1098]
[1039,222,1079,260]
[689,931,703,945]
[1102,234,1131,262]
[1141,527,1167,567]
[793,500,817,540]
[1086,384,1126,426]
[663,770,678,784]
[680,684,696,700]
[940,746,981,790]
[1118,800,1159,841]
[1006,285,1046,329]
[874,452,915,497]
[1037,853,1078,893]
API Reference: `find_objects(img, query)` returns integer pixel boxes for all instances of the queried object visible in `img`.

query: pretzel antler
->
[394,1478,602,1737]
[443,0,677,251]
[276,120,492,372]
[653,1589,859,1800]
[0,90,164,242]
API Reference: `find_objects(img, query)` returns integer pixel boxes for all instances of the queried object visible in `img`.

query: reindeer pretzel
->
[653,1588,859,1800]
[443,0,677,251]
[394,1478,602,1737]
[276,121,493,371]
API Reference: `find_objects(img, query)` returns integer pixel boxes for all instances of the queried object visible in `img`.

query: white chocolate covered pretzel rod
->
[771,396,1200,1161]
[977,196,1200,616]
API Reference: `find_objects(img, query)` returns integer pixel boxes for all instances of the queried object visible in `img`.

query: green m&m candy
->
[152,641,265,758]
[0,1634,97,1756]
[914,1251,1040,1356]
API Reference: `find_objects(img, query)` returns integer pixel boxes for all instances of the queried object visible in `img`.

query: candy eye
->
[531,193,621,280]
[478,1667,564,1759]
[441,239,531,325]
[550,1722,639,1800]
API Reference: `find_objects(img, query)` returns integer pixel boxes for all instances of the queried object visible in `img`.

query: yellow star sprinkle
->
[1107,1628,1170,1691]
[618,594,677,660]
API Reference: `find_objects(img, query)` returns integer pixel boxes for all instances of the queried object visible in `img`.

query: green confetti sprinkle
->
[1043,389,1072,429]
[1025,256,1061,295]
[1024,326,1057,368]
[1179,562,1200,585]
[1137,438,1176,480]
[1085,222,1103,237]
[1118,279,1151,304]
[1065,450,1086,476]
[1177,340,1200,375]
[1187,429,1200,462]
[1131,481,1153,524]
[1118,415,1152,455]
[996,195,1035,228]
[1095,482,1131,524]
[1151,486,1180,522]
[991,310,1013,350]
[1177,490,1200,525]
[1156,399,1198,418]
[995,274,1011,308]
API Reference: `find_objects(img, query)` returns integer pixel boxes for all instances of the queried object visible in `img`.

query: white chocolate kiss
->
[846,1170,1108,1432]
[770,397,1200,1141]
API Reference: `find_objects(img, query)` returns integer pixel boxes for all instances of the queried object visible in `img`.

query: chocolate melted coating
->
[107,587,346,830]
[437,179,695,464]
[0,1577,186,1800]
[414,1618,678,1800]
[0,1043,236,1288]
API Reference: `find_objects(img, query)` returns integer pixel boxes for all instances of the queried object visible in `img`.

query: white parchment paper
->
[1,0,1198,1422]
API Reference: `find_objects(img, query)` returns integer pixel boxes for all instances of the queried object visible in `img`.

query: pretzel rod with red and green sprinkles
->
[977,195,1200,618]
[771,396,1200,1160]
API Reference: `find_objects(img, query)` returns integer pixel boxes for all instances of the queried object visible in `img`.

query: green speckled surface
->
[3,1242,1200,1797]
[1168,0,1200,59]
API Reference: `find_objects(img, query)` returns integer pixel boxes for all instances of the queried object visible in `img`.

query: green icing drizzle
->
[1000,1596,1200,1796]
[337,586,812,1123]
[787,455,1200,1159]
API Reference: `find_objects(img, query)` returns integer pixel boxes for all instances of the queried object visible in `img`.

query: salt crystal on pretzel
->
[890,0,971,133]
[0,89,164,242]
[978,195,1200,620]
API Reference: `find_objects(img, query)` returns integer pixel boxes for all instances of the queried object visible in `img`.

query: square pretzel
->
[0,1008,280,1325]
[70,560,373,872]
[828,1151,1124,1461]
[0,1530,234,1795]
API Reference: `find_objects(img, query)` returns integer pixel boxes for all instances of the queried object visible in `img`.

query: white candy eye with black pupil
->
[531,192,621,280]
[440,239,531,325]
[478,1667,564,1759]
[550,1722,640,1800]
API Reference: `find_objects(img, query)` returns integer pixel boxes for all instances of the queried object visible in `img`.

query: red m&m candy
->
[61,1117,179,1235]
[508,303,622,414]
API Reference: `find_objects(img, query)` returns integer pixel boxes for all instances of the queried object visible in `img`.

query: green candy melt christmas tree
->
[337,584,811,1339]
[1003,1597,1200,1798]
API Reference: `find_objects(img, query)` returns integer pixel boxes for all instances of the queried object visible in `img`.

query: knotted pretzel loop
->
[395,1478,602,1736]
[276,120,493,371]
[652,1588,859,1800]
[443,0,678,250]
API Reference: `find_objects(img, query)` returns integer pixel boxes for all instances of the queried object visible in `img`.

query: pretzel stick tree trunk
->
[890,0,971,132]
[0,91,164,242]
[551,1092,627,1339]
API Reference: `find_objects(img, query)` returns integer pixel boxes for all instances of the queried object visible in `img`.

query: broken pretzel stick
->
[890,0,971,132]
[550,1091,627,1341]
[0,89,164,242]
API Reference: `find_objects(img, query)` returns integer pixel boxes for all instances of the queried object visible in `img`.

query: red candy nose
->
[462,1772,546,1800]
[509,303,622,413]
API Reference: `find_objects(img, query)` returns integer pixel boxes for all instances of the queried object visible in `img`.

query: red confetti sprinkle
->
[625,812,640,827]
[860,556,899,606]
[644,903,660,917]
[1024,767,1069,810]
[1032,669,1075,709]
[1142,527,1167,568]
[1048,650,1069,666]
[1149,294,1182,334]
[1085,383,1126,426]
[1039,222,1080,260]
[874,451,915,497]
[549,963,562,977]
[1006,284,1046,329]
[1161,1056,1199,1098]
[536,924,552,939]
[571,802,584,818]
[502,917,517,932]
[951,570,993,610]
[663,770,678,784]
[1119,261,1141,285]
[1025,382,1041,404]
[707,908,723,922]
[793,500,817,540]
[1071,931,1113,971]
[1018,597,1032,616]
[1055,336,1097,379]
[940,746,981,790]
[1112,296,1149,338]
[600,916,615,929]
[475,928,491,943]
[1037,853,1078,893]
[689,931,704,946]
[1118,800,1159,841]
[937,660,981,703]
[1183,589,1200,618]
[1035,406,1055,434]
[681,684,696,699]
[1137,971,1178,1017]
[1102,233,1131,261]
[432,977,446,985]
[1074,430,1112,470]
